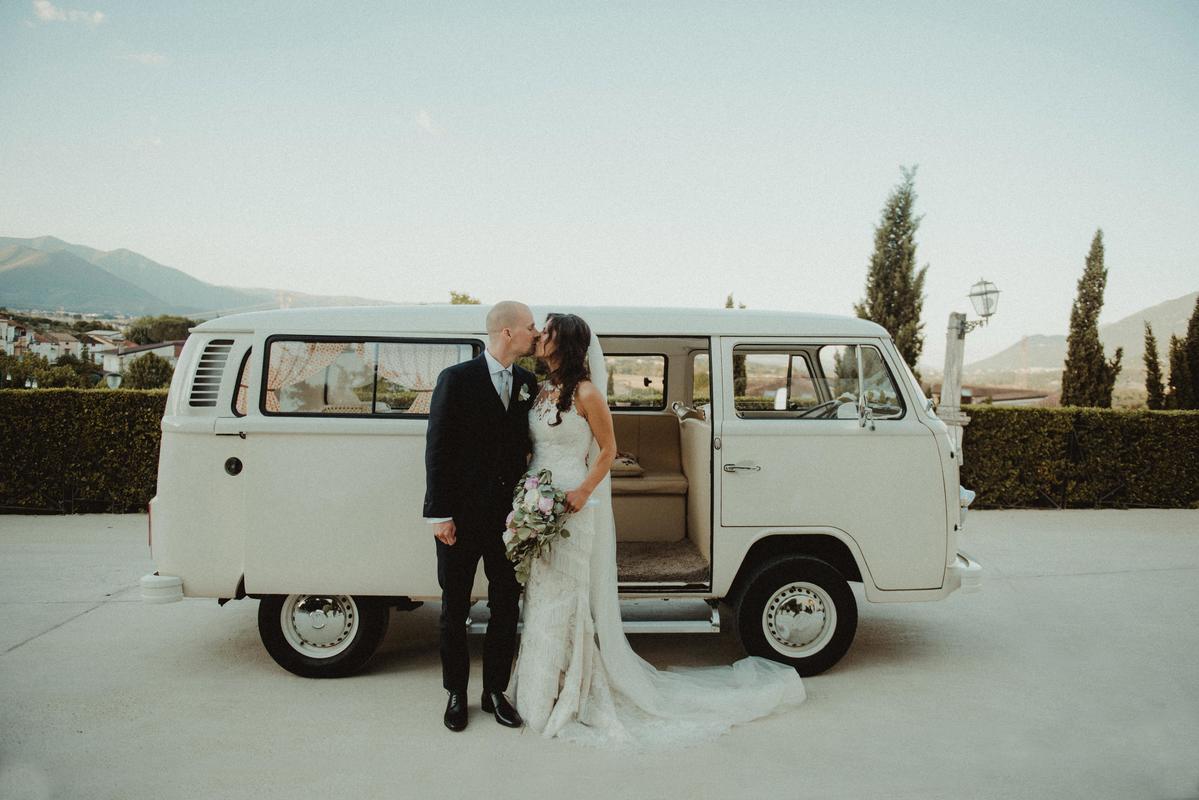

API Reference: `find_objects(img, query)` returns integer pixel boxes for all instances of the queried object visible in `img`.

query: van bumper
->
[140,573,184,603]
[949,551,982,593]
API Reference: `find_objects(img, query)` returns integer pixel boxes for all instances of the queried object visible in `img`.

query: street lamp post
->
[937,279,1000,466]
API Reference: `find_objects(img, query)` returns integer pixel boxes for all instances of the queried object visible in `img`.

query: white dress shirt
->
[426,349,514,525]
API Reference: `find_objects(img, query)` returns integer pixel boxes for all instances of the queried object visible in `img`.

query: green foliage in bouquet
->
[504,468,572,584]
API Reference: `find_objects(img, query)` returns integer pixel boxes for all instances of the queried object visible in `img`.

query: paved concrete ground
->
[1,511,1197,800]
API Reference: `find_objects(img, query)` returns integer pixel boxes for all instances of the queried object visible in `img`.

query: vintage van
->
[141,305,981,678]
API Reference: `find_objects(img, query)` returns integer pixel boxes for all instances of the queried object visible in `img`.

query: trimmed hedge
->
[961,406,1199,509]
[0,389,168,513]
[1,391,1196,513]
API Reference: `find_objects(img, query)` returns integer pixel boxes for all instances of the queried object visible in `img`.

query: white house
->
[28,331,83,361]
[0,318,30,357]
[78,332,123,364]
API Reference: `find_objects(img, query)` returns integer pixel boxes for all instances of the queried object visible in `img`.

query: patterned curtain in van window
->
[265,341,347,412]
[362,342,471,414]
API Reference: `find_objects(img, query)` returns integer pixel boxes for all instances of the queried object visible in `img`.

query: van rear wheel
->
[734,556,857,676]
[257,594,388,678]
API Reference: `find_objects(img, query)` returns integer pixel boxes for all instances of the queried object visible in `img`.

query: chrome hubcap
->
[281,595,358,658]
[762,581,836,657]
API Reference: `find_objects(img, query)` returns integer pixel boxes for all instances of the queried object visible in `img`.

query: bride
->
[510,312,805,748]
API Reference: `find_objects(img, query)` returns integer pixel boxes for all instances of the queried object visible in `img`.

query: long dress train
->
[510,380,805,749]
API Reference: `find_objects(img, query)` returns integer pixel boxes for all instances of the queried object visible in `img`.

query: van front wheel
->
[257,594,388,678]
[734,556,857,676]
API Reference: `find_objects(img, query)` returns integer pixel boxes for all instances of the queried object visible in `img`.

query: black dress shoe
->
[444,690,468,732]
[481,690,523,728]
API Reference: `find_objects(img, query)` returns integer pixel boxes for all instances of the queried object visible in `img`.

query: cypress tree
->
[1167,334,1192,410]
[854,166,928,379]
[1185,297,1199,408]
[1060,230,1123,407]
[1143,323,1165,410]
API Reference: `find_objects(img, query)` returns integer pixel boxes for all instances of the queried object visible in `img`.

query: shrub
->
[961,406,1199,509]
[2,390,1196,513]
[0,389,167,513]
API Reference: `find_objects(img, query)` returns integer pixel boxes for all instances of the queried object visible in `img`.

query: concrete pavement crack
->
[1,602,104,656]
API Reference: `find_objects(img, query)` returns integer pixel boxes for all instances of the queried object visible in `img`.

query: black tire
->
[257,594,389,678]
[734,556,857,676]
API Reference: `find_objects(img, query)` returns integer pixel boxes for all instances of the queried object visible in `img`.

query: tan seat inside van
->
[611,415,688,542]
[610,413,712,584]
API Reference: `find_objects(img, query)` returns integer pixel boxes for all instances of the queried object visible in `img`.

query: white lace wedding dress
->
[509,336,805,749]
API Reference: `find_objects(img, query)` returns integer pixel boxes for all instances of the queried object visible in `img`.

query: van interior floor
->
[616,539,709,584]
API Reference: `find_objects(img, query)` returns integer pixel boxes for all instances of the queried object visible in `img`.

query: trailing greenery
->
[854,166,928,379]
[1060,230,1122,407]
[2,391,1196,513]
[961,405,1199,509]
[0,389,167,513]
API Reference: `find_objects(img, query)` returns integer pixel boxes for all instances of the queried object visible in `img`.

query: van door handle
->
[723,464,762,473]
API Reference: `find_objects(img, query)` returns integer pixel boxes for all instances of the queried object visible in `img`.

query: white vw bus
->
[142,305,980,678]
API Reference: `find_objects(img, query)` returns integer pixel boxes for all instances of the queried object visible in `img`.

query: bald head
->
[486,301,532,335]
[485,300,538,364]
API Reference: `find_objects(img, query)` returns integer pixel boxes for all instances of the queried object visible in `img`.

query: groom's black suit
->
[424,353,537,694]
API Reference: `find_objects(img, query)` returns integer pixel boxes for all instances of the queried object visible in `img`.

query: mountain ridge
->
[0,235,397,317]
[959,290,1197,388]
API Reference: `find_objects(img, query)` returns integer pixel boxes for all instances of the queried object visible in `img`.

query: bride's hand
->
[564,488,591,513]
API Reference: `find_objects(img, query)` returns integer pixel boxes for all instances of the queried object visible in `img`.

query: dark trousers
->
[435,529,521,694]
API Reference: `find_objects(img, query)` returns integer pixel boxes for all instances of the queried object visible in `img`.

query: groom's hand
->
[434,520,457,546]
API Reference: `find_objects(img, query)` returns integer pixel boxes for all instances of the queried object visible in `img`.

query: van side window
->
[232,349,251,417]
[604,354,666,410]
[262,338,476,416]
[733,350,819,415]
[691,352,710,405]
[731,345,904,420]
[817,345,904,419]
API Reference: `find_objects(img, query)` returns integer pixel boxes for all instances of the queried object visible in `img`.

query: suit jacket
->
[423,354,537,535]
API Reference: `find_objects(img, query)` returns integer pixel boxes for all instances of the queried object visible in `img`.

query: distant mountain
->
[0,235,396,317]
[0,244,167,315]
[963,291,1198,388]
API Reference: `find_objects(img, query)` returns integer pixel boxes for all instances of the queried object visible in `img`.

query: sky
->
[1,1,1196,368]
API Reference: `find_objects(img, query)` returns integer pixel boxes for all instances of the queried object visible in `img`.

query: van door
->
[716,337,947,590]
[232,334,479,597]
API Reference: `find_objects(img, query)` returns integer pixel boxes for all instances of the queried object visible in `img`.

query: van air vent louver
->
[189,339,235,407]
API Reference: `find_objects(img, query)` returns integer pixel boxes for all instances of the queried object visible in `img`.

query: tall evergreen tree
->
[854,166,928,378]
[1184,296,1199,408]
[1059,230,1122,407]
[1167,334,1192,409]
[1143,322,1165,410]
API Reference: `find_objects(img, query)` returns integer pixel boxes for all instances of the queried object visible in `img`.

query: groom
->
[423,300,540,732]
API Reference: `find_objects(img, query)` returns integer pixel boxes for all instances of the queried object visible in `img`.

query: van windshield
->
[899,357,937,419]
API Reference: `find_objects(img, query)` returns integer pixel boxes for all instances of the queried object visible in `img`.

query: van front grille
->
[189,339,235,407]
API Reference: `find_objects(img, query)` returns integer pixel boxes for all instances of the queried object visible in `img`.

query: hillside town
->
[0,309,186,389]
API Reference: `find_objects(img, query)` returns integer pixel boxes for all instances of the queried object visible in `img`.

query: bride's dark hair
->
[543,313,592,427]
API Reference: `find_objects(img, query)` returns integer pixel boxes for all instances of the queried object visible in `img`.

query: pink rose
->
[524,476,540,491]
[537,496,554,514]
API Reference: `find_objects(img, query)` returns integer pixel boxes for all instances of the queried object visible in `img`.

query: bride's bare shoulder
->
[574,380,604,416]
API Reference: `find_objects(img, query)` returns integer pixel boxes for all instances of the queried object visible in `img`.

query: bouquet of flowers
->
[504,468,572,585]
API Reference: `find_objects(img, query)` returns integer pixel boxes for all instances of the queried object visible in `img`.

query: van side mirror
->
[858,397,875,431]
